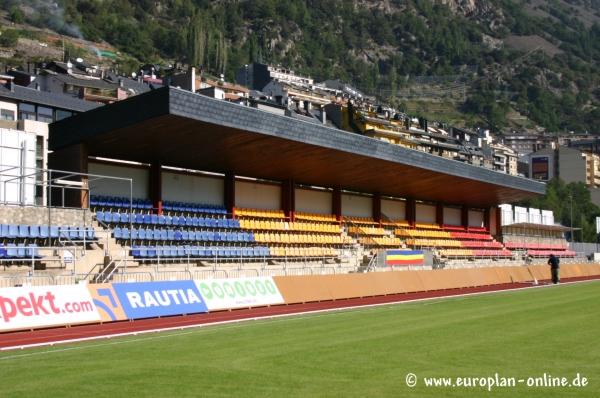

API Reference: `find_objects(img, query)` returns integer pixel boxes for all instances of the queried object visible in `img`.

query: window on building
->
[0,109,15,120]
[55,109,72,121]
[18,103,36,120]
[37,106,53,123]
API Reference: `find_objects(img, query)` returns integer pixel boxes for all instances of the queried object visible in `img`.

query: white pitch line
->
[0,278,597,355]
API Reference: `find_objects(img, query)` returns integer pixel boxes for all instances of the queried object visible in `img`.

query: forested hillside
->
[1,0,599,133]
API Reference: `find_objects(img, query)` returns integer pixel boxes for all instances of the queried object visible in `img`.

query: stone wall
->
[0,205,92,226]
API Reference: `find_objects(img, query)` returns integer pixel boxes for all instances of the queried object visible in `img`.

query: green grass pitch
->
[1,281,598,397]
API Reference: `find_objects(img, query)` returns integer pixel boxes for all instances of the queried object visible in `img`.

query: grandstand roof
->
[49,87,545,207]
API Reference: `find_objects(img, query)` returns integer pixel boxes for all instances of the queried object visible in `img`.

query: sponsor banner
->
[112,280,207,320]
[87,284,127,322]
[386,250,424,266]
[195,277,284,311]
[0,285,100,332]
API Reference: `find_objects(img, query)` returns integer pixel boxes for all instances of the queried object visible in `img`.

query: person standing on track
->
[548,254,560,284]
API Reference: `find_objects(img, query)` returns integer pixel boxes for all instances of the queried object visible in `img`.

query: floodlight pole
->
[569,194,573,243]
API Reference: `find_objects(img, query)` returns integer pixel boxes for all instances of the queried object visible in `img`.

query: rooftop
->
[50,87,545,207]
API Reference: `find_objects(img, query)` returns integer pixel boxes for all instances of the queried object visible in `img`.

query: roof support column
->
[225,172,235,217]
[332,187,342,222]
[436,203,444,226]
[406,198,416,227]
[48,143,89,209]
[149,162,162,215]
[282,179,295,222]
[462,206,469,229]
[372,193,381,223]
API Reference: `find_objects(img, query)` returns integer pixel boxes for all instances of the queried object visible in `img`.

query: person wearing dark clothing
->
[548,254,560,284]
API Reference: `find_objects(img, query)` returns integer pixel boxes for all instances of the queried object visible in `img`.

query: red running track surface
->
[1,276,598,350]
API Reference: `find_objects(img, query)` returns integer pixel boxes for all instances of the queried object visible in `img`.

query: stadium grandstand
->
[0,86,589,283]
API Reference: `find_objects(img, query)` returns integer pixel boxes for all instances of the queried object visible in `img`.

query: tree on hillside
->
[520,178,600,243]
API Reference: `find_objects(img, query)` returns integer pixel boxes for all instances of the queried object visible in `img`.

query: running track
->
[1,276,598,351]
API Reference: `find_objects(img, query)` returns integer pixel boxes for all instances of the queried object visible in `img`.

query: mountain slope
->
[1,0,599,133]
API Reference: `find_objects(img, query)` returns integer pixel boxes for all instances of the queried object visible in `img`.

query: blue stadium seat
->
[138,229,147,240]
[26,244,40,259]
[131,246,141,257]
[50,226,59,239]
[96,211,106,223]
[0,224,7,238]
[177,246,185,257]
[69,228,79,240]
[138,246,148,257]
[172,216,181,226]
[58,226,69,239]
[188,231,196,241]
[150,214,159,225]
[165,215,173,225]
[158,215,166,225]
[181,230,189,241]
[135,214,145,224]
[143,214,152,225]
[16,243,26,258]
[110,212,120,223]
[29,225,40,239]
[0,245,6,259]
[86,228,96,241]
[77,227,86,240]
[159,229,168,241]
[120,213,130,223]
[7,224,18,239]
[131,228,139,240]
[113,227,123,239]
[174,230,183,241]
[6,244,17,258]
[121,228,130,240]
[166,246,176,257]
[39,225,49,239]
[167,230,175,241]
[147,246,157,257]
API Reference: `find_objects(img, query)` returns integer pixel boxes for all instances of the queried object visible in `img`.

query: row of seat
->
[253,233,351,245]
[269,246,339,257]
[238,219,341,234]
[344,216,379,225]
[162,201,227,214]
[438,249,512,258]
[235,208,285,219]
[0,244,41,259]
[473,249,512,257]
[131,245,270,258]
[395,229,452,238]
[504,242,568,250]
[97,212,240,229]
[295,212,338,223]
[527,250,576,257]
[347,226,388,236]
[358,236,403,247]
[113,228,255,243]
[0,224,95,241]
[90,195,152,210]
[460,241,504,249]
[407,239,462,248]
[449,232,493,240]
